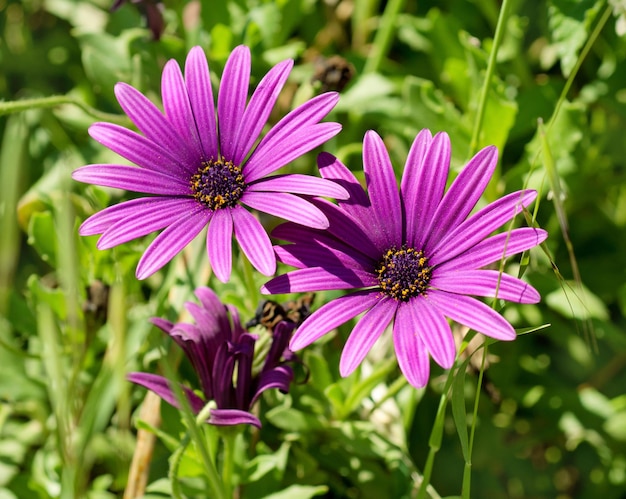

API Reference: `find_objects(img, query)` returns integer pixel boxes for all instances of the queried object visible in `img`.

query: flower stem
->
[220,428,239,498]
[461,345,488,499]
[160,356,226,498]
[363,0,407,74]
[416,368,456,499]
[468,0,513,158]
[0,94,130,125]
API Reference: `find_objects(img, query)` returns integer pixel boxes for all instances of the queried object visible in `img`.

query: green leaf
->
[262,484,328,499]
[547,0,604,76]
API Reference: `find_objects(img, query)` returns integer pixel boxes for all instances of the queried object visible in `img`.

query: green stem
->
[416,369,456,499]
[0,95,130,125]
[221,428,239,498]
[461,345,488,499]
[468,0,514,158]
[363,0,407,74]
[160,356,226,498]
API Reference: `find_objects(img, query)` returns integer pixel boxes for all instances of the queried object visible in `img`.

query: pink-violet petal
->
[250,365,294,405]
[393,307,431,388]
[244,92,340,181]
[185,46,218,160]
[247,174,349,199]
[207,209,234,283]
[438,228,548,272]
[231,206,276,276]
[72,164,190,195]
[89,123,189,176]
[241,191,330,229]
[424,145,498,249]
[425,290,516,341]
[262,266,377,293]
[430,190,537,265]
[362,131,402,247]
[79,197,180,235]
[97,198,202,249]
[232,59,293,165]
[127,372,206,414]
[288,290,382,350]
[431,270,541,304]
[339,298,397,376]
[244,123,342,182]
[403,298,456,369]
[402,131,450,248]
[161,58,204,160]
[218,45,250,161]
[114,82,196,172]
[273,240,372,272]
[208,408,261,428]
[150,317,174,334]
[317,152,372,223]
[136,208,210,279]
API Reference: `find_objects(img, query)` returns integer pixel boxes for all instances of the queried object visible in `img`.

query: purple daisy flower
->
[128,287,296,428]
[72,45,347,282]
[262,129,548,388]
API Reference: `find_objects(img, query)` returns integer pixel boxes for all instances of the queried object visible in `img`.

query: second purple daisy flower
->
[262,129,548,388]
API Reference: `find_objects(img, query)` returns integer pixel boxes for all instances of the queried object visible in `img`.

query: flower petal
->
[250,365,294,405]
[424,145,498,249]
[241,191,330,229]
[136,208,210,279]
[247,174,349,199]
[207,209,234,283]
[317,152,372,223]
[438,228,548,272]
[185,46,218,160]
[72,164,189,195]
[244,123,342,182]
[401,131,450,247]
[393,307,431,388]
[114,82,196,172]
[79,197,180,235]
[208,408,261,428]
[274,239,372,272]
[233,59,293,165]
[362,131,402,246]
[261,266,377,293]
[288,290,382,350]
[430,190,537,264]
[127,372,205,413]
[218,45,250,161]
[306,200,381,259]
[425,290,516,341]
[97,198,202,249]
[231,206,276,276]
[162,57,204,160]
[401,298,456,369]
[244,92,340,181]
[431,270,541,304]
[89,123,189,176]
[340,298,396,376]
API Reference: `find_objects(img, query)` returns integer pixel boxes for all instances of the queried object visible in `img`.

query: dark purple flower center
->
[190,159,246,210]
[376,246,431,301]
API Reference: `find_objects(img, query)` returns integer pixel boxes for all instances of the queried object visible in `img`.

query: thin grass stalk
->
[468,0,514,158]
[363,0,407,74]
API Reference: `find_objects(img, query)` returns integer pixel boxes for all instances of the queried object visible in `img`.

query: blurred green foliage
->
[1,0,626,498]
